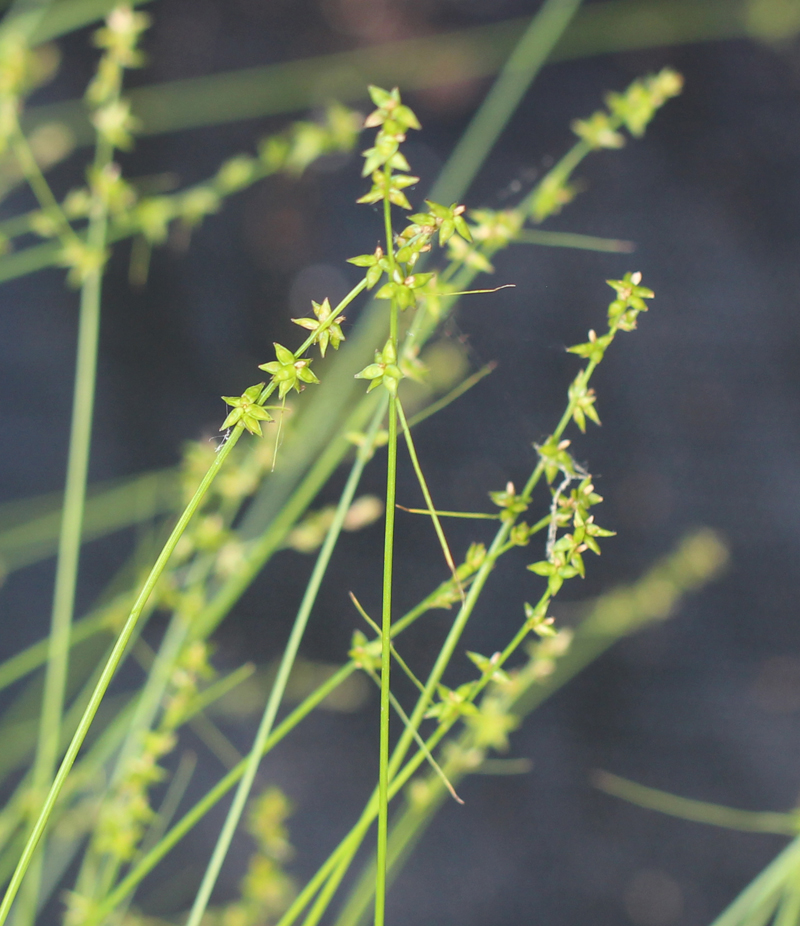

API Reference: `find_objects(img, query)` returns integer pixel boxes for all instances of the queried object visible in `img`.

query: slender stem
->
[363,667,462,804]
[191,390,383,642]
[16,102,113,926]
[8,119,81,250]
[405,362,496,429]
[514,228,634,252]
[709,835,800,926]
[371,333,616,826]
[87,662,357,926]
[427,0,584,204]
[280,799,384,926]
[0,612,109,697]
[0,424,245,926]
[303,838,364,926]
[775,882,800,926]
[277,844,349,926]
[375,387,396,926]
[92,541,492,926]
[594,772,800,836]
[78,609,193,904]
[284,696,461,926]
[0,239,59,283]
[396,399,459,587]
[382,164,396,272]
[183,402,387,926]
[398,508,498,520]
[375,160,399,925]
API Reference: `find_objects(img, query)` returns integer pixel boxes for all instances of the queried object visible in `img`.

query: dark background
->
[3,1,800,924]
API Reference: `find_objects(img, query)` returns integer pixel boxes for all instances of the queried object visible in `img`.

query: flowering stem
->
[15,86,115,926]
[0,424,245,926]
[183,399,388,926]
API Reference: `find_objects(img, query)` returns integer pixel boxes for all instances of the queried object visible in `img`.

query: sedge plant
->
[0,3,730,925]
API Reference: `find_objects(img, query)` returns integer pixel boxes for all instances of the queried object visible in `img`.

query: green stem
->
[283,700,457,926]
[0,612,110,696]
[190,391,383,642]
[514,228,634,252]
[86,661,356,926]
[427,0,584,204]
[374,163,399,925]
[396,399,459,585]
[594,772,800,836]
[16,115,113,926]
[0,239,58,283]
[404,362,495,429]
[0,210,37,240]
[183,401,387,926]
[9,118,82,250]
[303,840,363,926]
[77,608,194,904]
[774,881,800,926]
[278,804,379,926]
[0,424,245,926]
[361,313,620,890]
[364,667,461,804]
[709,836,800,926]
[375,386,396,926]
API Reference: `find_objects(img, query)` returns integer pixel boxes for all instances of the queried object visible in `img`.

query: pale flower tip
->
[343,495,384,531]
[631,271,642,284]
[506,481,515,495]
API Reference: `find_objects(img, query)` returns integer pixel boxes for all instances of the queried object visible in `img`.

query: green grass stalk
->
[0,422,245,926]
[594,772,800,836]
[428,0,584,204]
[22,1,757,144]
[183,400,388,926]
[396,398,459,586]
[75,609,194,903]
[375,386,396,926]
[514,229,634,251]
[373,157,403,926]
[8,119,82,250]
[16,97,114,926]
[774,882,800,926]
[709,836,800,926]
[5,0,153,46]
[0,613,109,696]
[86,661,358,926]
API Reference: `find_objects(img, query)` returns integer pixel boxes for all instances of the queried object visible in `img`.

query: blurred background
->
[3,0,800,923]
